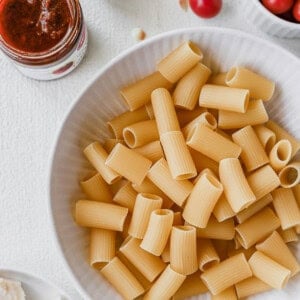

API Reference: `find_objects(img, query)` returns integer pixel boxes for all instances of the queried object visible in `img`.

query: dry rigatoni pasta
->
[256,231,300,277]
[106,143,152,185]
[235,207,280,249]
[269,139,292,171]
[219,158,256,213]
[101,257,145,300]
[172,272,208,300]
[157,41,203,83]
[147,158,193,207]
[117,251,151,290]
[112,181,137,212]
[246,165,280,200]
[248,251,291,289]
[196,216,235,240]
[173,63,211,110]
[183,173,223,228]
[218,100,269,129]
[278,227,299,243]
[200,253,252,295]
[193,167,218,184]
[208,72,227,85]
[123,120,159,148]
[75,200,128,231]
[133,140,164,162]
[211,286,237,300]
[160,130,197,180]
[187,124,241,162]
[107,106,151,139]
[144,265,186,300]
[199,84,250,113]
[189,148,219,174]
[182,112,217,138]
[232,125,269,172]
[197,239,220,271]
[225,66,275,101]
[90,228,116,269]
[253,125,276,154]
[213,194,236,222]
[119,237,166,282]
[120,71,172,111]
[161,212,184,263]
[84,142,121,184]
[128,193,162,239]
[235,277,272,298]
[140,209,174,256]
[132,177,173,209]
[80,172,113,202]
[103,138,125,153]
[272,188,300,230]
[176,106,207,126]
[235,193,273,224]
[279,162,300,188]
[170,225,198,275]
[266,120,300,157]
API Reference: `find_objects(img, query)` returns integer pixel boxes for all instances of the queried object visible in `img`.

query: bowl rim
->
[47,26,300,299]
[250,0,300,29]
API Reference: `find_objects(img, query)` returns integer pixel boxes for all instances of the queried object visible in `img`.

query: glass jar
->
[0,0,88,80]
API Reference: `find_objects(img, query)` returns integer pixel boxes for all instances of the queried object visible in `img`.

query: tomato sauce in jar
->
[0,0,88,80]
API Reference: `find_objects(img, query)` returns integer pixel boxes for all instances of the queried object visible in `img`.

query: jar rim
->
[0,0,82,65]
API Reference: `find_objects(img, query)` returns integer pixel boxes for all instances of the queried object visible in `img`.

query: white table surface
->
[0,0,299,299]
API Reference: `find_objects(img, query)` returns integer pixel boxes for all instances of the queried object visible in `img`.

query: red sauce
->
[0,0,72,53]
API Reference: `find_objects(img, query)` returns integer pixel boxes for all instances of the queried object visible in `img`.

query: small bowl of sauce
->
[0,0,88,80]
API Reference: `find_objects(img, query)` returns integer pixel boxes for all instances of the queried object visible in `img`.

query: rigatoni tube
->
[120,71,172,111]
[105,143,152,185]
[128,193,162,239]
[151,88,180,135]
[173,63,211,110]
[144,265,186,300]
[107,106,150,139]
[147,158,193,207]
[75,200,128,231]
[199,84,250,113]
[218,100,268,130]
[170,226,198,275]
[219,158,256,213]
[140,209,174,256]
[123,120,159,148]
[269,139,292,171]
[272,188,300,230]
[246,164,280,200]
[225,66,275,101]
[112,181,137,213]
[279,162,300,188]
[200,253,252,295]
[197,239,220,271]
[101,257,145,300]
[83,142,121,184]
[253,125,276,154]
[232,125,269,172]
[133,140,164,163]
[248,251,291,289]
[256,231,300,277]
[80,173,113,202]
[187,124,241,163]
[157,41,203,83]
[183,173,223,228]
[119,237,166,282]
[235,277,272,299]
[90,228,116,269]
[235,207,280,249]
[160,131,197,180]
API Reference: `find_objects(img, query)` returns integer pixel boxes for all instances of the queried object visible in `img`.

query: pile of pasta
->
[75,41,300,300]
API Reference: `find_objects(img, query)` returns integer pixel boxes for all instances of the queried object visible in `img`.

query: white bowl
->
[49,28,300,300]
[243,0,300,38]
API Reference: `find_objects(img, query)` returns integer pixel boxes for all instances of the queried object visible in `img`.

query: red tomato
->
[262,0,294,14]
[293,1,300,21]
[189,0,222,18]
